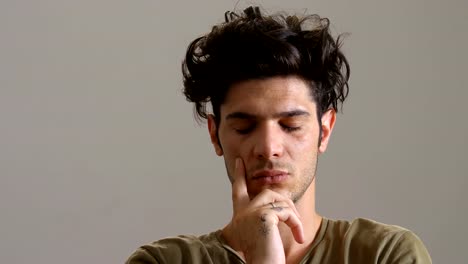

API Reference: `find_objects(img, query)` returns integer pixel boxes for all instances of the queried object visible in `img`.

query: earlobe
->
[207,114,224,156]
[318,109,336,153]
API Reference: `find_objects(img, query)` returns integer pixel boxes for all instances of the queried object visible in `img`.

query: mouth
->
[252,170,289,184]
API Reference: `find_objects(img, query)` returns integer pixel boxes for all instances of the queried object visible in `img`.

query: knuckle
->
[267,189,278,196]
[258,189,273,197]
[257,210,275,220]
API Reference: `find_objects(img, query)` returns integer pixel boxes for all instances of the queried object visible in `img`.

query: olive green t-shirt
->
[126,218,431,264]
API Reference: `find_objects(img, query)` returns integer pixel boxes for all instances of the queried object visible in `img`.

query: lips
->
[253,169,287,178]
[252,170,289,184]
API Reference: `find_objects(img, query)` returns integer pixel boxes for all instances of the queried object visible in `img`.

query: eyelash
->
[281,125,301,132]
[235,127,254,135]
[235,124,301,134]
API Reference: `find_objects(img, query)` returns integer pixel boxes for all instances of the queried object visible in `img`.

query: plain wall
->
[1,0,466,263]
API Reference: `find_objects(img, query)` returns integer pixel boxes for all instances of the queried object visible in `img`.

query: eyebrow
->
[225,110,310,120]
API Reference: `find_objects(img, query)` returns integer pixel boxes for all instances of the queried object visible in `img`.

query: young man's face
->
[208,76,336,202]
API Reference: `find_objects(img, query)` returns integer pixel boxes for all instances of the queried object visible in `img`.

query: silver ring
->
[270,202,276,209]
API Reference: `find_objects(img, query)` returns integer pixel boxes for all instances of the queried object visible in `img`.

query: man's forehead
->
[221,77,315,116]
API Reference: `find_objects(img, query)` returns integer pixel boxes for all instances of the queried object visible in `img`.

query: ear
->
[207,114,224,156]
[318,109,336,154]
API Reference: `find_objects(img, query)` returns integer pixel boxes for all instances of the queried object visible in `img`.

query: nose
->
[252,122,284,160]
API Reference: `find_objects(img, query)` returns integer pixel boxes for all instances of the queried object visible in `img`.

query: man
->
[127,6,431,264]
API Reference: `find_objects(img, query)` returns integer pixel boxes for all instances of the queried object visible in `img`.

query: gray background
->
[1,0,466,263]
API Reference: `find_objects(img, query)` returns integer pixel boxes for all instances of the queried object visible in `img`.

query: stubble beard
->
[224,154,319,204]
[290,154,318,203]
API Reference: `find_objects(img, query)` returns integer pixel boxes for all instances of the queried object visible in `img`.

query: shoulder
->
[125,231,229,264]
[326,218,432,263]
[345,218,410,239]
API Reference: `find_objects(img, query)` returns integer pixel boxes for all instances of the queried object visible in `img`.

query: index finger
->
[231,158,250,213]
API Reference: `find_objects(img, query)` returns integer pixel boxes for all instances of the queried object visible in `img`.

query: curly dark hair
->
[182,6,350,125]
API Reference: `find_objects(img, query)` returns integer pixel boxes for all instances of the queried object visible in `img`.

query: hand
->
[223,158,304,264]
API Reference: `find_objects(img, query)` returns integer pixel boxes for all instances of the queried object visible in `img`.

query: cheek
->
[285,135,320,165]
[219,135,248,182]
[221,134,248,158]
[218,127,241,155]
[291,131,319,151]
[289,137,319,172]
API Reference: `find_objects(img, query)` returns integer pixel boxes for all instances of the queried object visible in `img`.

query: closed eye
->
[235,125,255,135]
[281,124,301,132]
